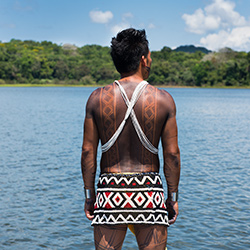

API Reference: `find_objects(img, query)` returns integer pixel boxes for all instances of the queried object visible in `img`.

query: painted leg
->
[134,224,168,250]
[94,224,127,250]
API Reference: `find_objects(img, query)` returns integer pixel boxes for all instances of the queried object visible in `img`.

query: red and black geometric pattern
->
[91,172,169,226]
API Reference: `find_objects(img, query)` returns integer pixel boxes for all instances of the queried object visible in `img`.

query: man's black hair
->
[110,28,149,74]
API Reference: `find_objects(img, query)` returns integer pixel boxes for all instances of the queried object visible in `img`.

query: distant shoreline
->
[1,83,250,89]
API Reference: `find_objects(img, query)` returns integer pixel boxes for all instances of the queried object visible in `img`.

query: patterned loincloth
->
[91,172,169,226]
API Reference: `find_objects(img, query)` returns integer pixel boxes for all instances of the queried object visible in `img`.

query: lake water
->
[0,87,250,250]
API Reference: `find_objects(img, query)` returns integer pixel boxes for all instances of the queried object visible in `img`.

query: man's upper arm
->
[82,117,99,152]
[161,92,179,153]
[82,90,100,154]
[81,90,100,190]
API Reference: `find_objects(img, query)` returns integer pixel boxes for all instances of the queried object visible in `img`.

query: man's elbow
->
[165,147,180,158]
[164,148,180,168]
[81,146,91,167]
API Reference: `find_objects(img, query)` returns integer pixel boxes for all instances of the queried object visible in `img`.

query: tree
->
[53,60,69,80]
[192,62,210,86]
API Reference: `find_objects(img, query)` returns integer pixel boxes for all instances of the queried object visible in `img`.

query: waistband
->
[99,172,160,178]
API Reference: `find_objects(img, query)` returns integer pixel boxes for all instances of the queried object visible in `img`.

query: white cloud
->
[111,23,130,35]
[200,26,250,50]
[89,10,113,24]
[182,0,250,51]
[148,23,156,29]
[182,0,247,34]
[182,8,220,34]
[205,0,246,27]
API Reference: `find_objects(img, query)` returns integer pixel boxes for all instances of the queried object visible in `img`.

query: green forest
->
[0,39,250,87]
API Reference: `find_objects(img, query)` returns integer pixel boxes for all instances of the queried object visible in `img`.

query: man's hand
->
[166,200,179,225]
[84,199,95,220]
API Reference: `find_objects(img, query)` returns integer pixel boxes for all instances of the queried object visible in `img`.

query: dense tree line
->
[0,39,250,87]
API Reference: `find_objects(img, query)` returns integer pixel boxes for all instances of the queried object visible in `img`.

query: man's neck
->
[120,71,144,83]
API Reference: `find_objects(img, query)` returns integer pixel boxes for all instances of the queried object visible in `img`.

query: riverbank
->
[1,83,250,89]
[0,83,96,87]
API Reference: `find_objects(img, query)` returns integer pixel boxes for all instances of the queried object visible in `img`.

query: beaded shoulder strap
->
[101,80,158,154]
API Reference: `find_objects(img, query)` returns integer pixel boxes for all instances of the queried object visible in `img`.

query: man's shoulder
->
[85,83,116,118]
[147,84,174,102]
[88,83,114,100]
[148,85,176,114]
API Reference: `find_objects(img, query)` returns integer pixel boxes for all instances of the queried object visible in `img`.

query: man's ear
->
[141,55,147,66]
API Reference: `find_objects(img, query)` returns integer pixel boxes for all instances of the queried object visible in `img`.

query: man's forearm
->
[81,147,97,194]
[163,150,181,198]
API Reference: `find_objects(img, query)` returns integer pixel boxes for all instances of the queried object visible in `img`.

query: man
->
[81,28,180,250]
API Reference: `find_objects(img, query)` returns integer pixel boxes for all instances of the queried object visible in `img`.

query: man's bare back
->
[85,80,177,175]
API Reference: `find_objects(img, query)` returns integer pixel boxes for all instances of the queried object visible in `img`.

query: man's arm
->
[161,94,181,225]
[81,95,99,220]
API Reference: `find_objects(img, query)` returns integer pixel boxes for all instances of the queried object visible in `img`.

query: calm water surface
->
[0,87,250,250]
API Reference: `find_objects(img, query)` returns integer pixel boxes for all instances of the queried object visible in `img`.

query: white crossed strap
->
[101,80,158,154]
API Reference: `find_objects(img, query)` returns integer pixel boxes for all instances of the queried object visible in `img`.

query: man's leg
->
[133,224,168,250]
[94,224,127,250]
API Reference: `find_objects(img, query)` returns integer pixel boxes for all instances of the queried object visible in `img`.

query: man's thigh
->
[133,224,168,250]
[94,224,127,250]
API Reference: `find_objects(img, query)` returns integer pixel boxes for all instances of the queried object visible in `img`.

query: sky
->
[1,0,250,52]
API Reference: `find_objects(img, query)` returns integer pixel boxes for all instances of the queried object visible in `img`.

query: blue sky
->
[1,0,250,51]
